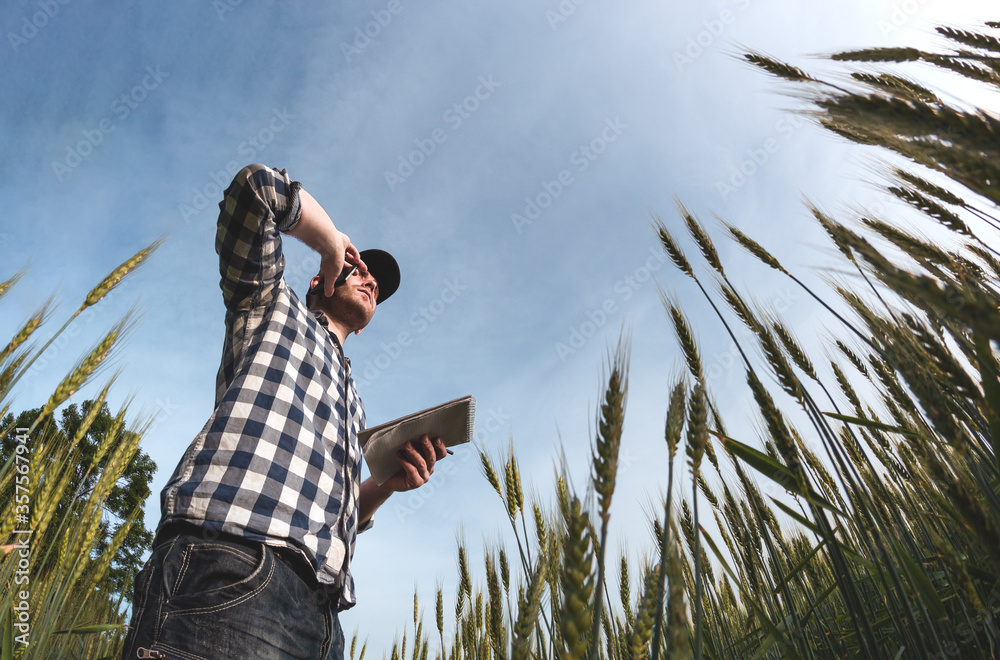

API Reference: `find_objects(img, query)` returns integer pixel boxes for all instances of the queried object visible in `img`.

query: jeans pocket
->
[150,539,324,658]
[161,536,273,615]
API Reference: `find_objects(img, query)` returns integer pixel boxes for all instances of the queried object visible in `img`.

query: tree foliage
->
[1,400,156,598]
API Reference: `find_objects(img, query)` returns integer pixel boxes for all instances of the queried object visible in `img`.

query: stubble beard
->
[320,289,374,333]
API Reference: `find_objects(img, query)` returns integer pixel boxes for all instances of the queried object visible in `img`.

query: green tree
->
[1,399,156,599]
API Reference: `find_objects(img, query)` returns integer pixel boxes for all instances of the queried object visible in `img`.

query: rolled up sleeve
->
[215,164,302,312]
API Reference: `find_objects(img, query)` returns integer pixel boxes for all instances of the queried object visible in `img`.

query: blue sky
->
[2,0,996,649]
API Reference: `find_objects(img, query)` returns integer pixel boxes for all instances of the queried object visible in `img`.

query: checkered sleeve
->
[216,164,303,312]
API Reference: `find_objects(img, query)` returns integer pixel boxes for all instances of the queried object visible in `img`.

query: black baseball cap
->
[360,248,400,304]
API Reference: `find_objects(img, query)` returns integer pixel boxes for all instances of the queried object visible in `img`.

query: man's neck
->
[313,309,350,347]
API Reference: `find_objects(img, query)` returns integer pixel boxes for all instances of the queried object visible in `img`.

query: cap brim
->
[359,249,399,304]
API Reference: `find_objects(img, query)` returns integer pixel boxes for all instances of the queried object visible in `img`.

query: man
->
[121,164,446,660]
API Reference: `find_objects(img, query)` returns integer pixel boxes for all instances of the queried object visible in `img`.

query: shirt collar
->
[311,309,344,353]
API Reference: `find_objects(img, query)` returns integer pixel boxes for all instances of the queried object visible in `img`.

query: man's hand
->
[318,234,366,297]
[385,434,448,492]
[357,435,448,526]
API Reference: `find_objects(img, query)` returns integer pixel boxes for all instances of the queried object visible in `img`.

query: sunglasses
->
[308,264,357,298]
[334,264,358,287]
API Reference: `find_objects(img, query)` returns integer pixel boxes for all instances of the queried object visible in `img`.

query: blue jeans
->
[120,523,345,660]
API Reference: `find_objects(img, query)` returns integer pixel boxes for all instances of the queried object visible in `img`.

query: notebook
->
[359,395,476,485]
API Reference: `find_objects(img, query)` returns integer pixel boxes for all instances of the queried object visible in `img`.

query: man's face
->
[309,266,379,332]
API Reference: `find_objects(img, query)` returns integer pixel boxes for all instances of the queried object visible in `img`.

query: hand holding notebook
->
[359,395,476,485]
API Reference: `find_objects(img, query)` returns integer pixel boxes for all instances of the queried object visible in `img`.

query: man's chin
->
[324,300,374,332]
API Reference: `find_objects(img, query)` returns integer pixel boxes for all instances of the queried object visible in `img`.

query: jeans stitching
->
[123,559,156,659]
[161,548,274,618]
[171,545,192,598]
[152,536,181,644]
[171,542,258,598]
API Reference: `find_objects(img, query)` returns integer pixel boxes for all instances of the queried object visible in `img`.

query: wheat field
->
[362,20,1000,660]
[3,19,1000,660]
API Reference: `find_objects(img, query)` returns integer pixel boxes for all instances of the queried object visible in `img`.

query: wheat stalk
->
[34,312,138,432]
[480,451,503,498]
[679,203,724,277]
[665,536,693,660]
[938,26,1000,54]
[80,237,165,311]
[665,302,703,381]
[832,46,925,62]
[888,187,972,236]
[559,493,594,660]
[505,459,520,520]
[0,301,50,368]
[629,564,660,658]
[722,221,788,275]
[511,555,547,660]
[852,72,940,103]
[651,212,695,280]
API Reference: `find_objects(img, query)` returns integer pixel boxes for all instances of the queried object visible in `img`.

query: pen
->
[446,449,454,455]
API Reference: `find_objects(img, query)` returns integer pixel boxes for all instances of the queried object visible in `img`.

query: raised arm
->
[216,164,302,311]
[287,189,365,297]
[216,164,364,311]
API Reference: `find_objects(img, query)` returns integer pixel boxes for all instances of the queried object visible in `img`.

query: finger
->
[398,444,429,480]
[399,459,421,489]
[401,453,429,484]
[345,244,368,275]
[432,436,447,460]
[416,435,437,471]
[324,257,344,297]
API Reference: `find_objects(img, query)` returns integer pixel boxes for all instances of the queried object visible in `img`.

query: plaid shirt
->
[159,163,369,610]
